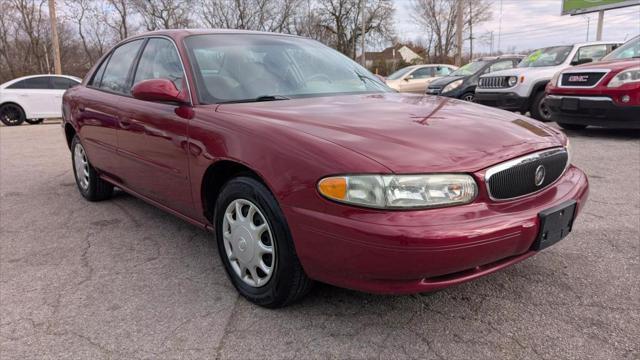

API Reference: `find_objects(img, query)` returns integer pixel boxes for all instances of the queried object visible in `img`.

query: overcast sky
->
[393,0,640,54]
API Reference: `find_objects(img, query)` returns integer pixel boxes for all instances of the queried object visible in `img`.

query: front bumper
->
[546,95,640,129]
[426,86,464,99]
[284,166,589,294]
[475,91,528,112]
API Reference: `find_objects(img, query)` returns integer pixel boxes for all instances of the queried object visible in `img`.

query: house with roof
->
[357,44,424,69]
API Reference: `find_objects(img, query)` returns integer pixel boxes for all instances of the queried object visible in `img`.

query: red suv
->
[546,36,640,130]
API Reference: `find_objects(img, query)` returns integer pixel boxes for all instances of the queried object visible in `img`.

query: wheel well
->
[0,102,25,114]
[64,123,76,150]
[201,160,265,221]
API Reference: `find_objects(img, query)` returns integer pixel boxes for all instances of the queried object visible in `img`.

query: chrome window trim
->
[558,69,610,89]
[484,147,568,202]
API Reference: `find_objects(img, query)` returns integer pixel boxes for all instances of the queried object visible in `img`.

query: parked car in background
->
[475,41,621,121]
[0,74,81,126]
[546,36,640,130]
[63,30,589,308]
[426,55,524,101]
[385,64,458,93]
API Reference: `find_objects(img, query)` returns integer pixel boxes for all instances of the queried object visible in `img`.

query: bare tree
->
[63,0,110,66]
[133,0,193,30]
[313,0,395,59]
[104,0,134,41]
[410,0,491,63]
[199,0,299,33]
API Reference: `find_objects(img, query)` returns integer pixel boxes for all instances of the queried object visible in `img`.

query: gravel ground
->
[1,123,638,360]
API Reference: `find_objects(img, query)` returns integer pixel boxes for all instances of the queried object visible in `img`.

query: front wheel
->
[214,177,313,308]
[25,118,44,125]
[460,92,475,102]
[557,122,587,131]
[0,104,25,126]
[71,136,114,201]
[530,91,552,122]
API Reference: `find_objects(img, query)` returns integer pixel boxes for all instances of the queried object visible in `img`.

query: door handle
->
[119,119,131,129]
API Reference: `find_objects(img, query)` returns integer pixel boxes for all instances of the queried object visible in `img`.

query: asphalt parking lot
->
[1,123,638,359]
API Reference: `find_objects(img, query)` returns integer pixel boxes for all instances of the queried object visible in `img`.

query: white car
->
[475,41,621,121]
[0,74,81,126]
[385,64,458,93]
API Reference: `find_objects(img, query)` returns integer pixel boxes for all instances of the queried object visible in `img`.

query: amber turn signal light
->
[318,176,347,200]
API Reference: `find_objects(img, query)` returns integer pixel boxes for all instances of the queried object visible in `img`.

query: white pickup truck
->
[475,41,621,121]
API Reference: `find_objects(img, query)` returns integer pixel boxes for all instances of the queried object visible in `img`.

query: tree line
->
[0,0,491,84]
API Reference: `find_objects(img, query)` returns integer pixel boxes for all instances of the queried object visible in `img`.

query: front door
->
[401,67,435,93]
[116,37,194,216]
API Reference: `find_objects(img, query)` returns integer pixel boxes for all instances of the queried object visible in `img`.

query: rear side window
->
[99,39,144,94]
[435,66,452,76]
[89,57,109,87]
[7,77,51,89]
[133,38,184,91]
[52,77,79,89]
[489,60,515,72]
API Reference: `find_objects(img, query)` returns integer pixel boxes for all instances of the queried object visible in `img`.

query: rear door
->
[4,76,57,118]
[50,77,79,116]
[79,39,145,177]
[116,37,194,215]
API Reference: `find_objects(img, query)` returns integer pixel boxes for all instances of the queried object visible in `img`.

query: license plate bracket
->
[561,98,579,111]
[531,200,577,251]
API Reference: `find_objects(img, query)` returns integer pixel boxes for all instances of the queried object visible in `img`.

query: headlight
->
[507,76,518,87]
[550,71,561,86]
[442,79,463,93]
[318,174,477,209]
[607,67,640,87]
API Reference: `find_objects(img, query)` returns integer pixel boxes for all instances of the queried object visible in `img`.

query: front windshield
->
[603,37,640,60]
[450,61,488,76]
[387,67,414,80]
[518,46,573,68]
[185,34,391,104]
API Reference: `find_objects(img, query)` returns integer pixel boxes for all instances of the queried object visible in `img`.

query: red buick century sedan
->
[62,30,589,308]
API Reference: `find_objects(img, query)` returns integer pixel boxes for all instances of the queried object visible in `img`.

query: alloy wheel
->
[74,143,90,190]
[539,97,552,121]
[222,199,275,287]
[462,93,475,102]
[1,105,23,126]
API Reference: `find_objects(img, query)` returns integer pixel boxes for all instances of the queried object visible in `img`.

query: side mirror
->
[404,74,414,81]
[131,79,189,104]
[571,58,593,66]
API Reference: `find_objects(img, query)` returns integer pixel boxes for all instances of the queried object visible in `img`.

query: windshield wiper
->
[218,95,290,104]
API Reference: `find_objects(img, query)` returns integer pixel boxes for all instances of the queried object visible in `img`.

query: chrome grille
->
[485,148,568,201]
[478,76,508,89]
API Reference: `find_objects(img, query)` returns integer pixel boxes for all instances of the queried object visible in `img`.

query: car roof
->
[0,74,82,89]
[131,28,301,40]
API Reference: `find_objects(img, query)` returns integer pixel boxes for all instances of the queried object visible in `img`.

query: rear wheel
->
[530,91,552,122]
[0,104,25,126]
[557,122,587,131]
[71,135,114,201]
[25,118,44,125]
[214,177,313,308]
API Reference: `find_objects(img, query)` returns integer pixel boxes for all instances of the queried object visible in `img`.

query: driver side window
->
[133,38,184,91]
[573,44,607,62]
[411,67,433,79]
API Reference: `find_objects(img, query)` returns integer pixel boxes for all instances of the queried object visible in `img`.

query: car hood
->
[570,58,640,71]
[216,93,565,173]
[429,75,467,87]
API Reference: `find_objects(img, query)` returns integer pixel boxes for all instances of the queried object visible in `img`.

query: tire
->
[557,122,587,131]
[530,91,552,122]
[25,118,44,125]
[0,103,26,126]
[71,135,113,201]
[460,92,475,102]
[214,176,313,308]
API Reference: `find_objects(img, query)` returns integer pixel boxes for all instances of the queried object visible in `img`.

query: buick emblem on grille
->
[568,75,589,82]
[534,165,546,186]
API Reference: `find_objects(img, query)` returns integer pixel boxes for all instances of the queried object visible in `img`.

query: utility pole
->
[455,0,463,66]
[497,0,502,54]
[596,10,604,40]
[360,0,366,66]
[469,0,473,61]
[584,15,590,41]
[48,0,62,74]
